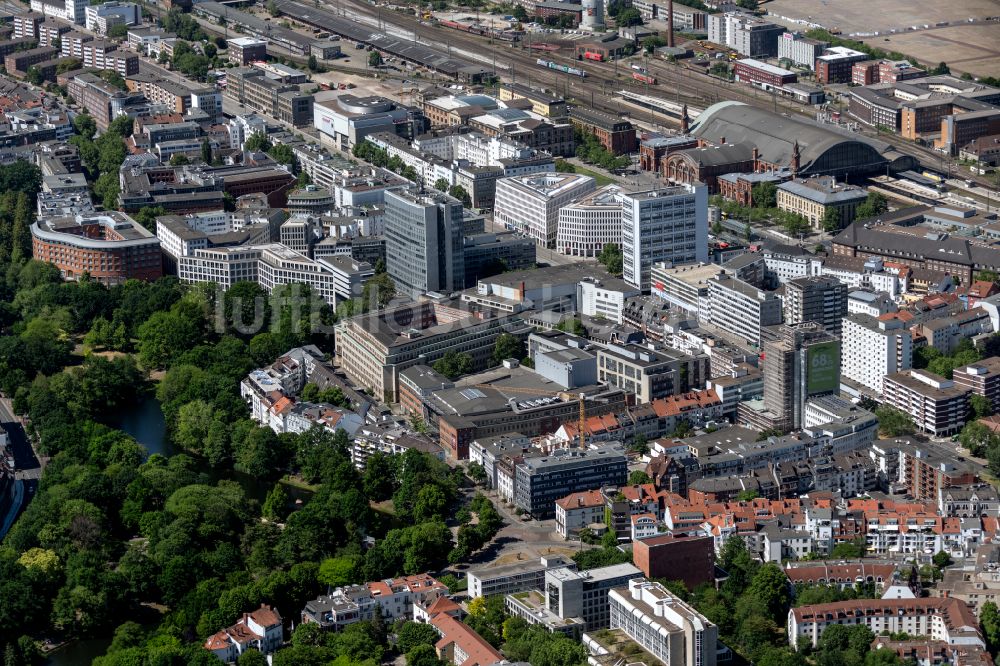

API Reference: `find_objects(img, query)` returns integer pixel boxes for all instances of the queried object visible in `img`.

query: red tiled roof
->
[651,390,721,418]
[555,489,604,510]
[784,562,897,584]
[247,604,281,629]
[791,597,979,634]
[431,614,503,666]
[426,596,461,616]
[204,631,230,651]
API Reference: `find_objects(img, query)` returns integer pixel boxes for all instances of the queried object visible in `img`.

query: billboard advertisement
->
[806,341,840,394]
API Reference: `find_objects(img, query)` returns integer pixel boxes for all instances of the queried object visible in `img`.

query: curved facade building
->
[556,184,624,257]
[663,101,917,191]
[31,212,162,284]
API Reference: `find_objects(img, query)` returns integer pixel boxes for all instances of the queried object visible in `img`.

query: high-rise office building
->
[384,189,465,299]
[783,275,848,335]
[762,322,841,431]
[622,184,707,291]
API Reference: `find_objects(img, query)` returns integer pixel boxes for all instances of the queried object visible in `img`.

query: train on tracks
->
[536,58,586,77]
[632,72,657,85]
[437,19,520,41]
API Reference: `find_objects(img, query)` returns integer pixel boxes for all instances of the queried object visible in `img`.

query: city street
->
[456,479,593,572]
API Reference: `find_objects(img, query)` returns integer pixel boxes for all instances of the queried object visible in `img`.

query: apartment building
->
[126,71,196,114]
[788,598,985,650]
[432,614,504,666]
[494,172,595,248]
[706,271,783,348]
[13,12,45,39]
[842,314,912,396]
[896,440,980,505]
[5,46,59,75]
[555,490,605,538]
[954,356,1000,413]
[783,275,847,335]
[514,445,627,519]
[300,574,447,631]
[917,308,994,355]
[609,579,719,666]
[622,184,708,291]
[882,369,970,437]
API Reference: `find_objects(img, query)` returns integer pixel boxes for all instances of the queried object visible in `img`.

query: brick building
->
[31,211,163,284]
[568,107,637,155]
[228,37,267,65]
[638,134,697,173]
[534,1,582,26]
[815,46,868,84]
[954,357,1000,414]
[5,46,59,75]
[632,534,715,590]
[831,210,1000,286]
[734,58,798,88]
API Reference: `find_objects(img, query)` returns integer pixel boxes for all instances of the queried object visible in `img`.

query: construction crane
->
[469,384,607,449]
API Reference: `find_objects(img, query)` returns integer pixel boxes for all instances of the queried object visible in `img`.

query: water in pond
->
[45,637,113,666]
[114,397,175,459]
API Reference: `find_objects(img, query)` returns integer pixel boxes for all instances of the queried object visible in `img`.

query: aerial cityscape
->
[0,0,998,664]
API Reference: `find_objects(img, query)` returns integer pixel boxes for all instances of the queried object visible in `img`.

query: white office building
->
[622,184,708,291]
[707,271,783,348]
[842,313,912,395]
[651,262,721,322]
[608,579,719,666]
[494,173,595,248]
[318,255,375,302]
[178,246,264,290]
[257,245,339,306]
[31,0,86,24]
[556,185,625,258]
[85,1,140,33]
[577,276,641,324]
[178,244,342,306]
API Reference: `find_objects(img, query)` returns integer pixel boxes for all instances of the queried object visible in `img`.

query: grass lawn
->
[281,475,321,493]
[572,164,617,187]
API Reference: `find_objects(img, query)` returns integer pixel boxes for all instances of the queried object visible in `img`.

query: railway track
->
[282,0,939,168]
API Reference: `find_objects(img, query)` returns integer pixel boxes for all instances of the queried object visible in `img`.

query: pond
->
[113,397,175,459]
[45,637,113,666]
